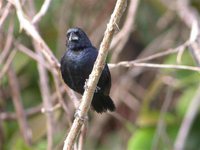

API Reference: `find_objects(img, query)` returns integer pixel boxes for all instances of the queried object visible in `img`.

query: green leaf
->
[127,126,178,150]
[127,127,155,150]
[10,138,32,150]
[176,86,197,118]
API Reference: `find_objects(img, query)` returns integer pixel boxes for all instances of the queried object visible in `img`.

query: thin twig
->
[15,43,51,70]
[35,42,55,150]
[7,66,32,145]
[109,62,200,72]
[12,0,60,69]
[32,0,51,24]
[111,0,139,62]
[0,17,14,65]
[132,41,189,63]
[174,85,200,150]
[53,73,72,126]
[0,2,12,29]
[0,104,42,121]
[63,0,127,149]
[0,85,67,121]
[172,1,200,149]
[151,86,173,150]
[0,49,17,80]
[78,124,87,150]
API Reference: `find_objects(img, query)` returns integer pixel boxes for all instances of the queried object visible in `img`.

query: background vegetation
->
[1,0,200,150]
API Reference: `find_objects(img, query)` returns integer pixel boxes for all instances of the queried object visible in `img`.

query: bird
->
[60,27,115,113]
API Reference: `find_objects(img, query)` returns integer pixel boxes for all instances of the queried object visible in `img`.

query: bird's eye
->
[75,31,80,37]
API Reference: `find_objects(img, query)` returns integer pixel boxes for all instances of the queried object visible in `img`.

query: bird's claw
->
[84,79,100,93]
[74,108,88,122]
[95,86,101,93]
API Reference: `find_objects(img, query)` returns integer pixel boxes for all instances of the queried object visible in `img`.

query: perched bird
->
[60,27,115,113]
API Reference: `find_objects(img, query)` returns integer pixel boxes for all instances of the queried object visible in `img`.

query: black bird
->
[60,27,115,113]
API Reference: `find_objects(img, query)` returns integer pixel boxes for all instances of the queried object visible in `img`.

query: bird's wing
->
[99,64,111,95]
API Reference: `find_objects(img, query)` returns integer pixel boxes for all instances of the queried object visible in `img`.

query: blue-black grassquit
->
[60,27,115,113]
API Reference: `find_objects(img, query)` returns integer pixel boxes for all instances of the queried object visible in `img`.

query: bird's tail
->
[91,93,115,113]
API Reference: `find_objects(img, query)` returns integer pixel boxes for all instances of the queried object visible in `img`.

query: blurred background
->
[1,0,200,150]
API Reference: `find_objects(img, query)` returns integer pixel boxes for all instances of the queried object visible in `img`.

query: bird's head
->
[66,27,92,50]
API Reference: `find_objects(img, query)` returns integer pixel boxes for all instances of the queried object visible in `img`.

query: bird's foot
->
[95,86,101,93]
[84,79,100,93]
[74,108,88,122]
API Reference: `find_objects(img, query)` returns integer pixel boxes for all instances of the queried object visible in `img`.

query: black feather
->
[60,27,115,113]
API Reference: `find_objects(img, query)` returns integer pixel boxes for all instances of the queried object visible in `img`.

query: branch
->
[109,62,200,72]
[173,1,200,149]
[12,0,60,70]
[15,43,51,70]
[32,0,51,24]
[0,49,17,80]
[63,0,127,149]
[34,40,55,150]
[111,0,139,62]
[7,66,32,145]
[174,85,200,150]
[0,2,12,29]
[0,17,14,65]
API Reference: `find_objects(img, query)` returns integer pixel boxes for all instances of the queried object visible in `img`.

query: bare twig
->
[63,0,127,149]
[109,62,200,72]
[133,41,189,63]
[35,42,55,150]
[188,21,200,65]
[0,49,17,80]
[172,1,200,149]
[12,0,60,70]
[32,0,51,24]
[0,104,42,121]
[78,124,87,150]
[0,85,67,121]
[0,17,14,65]
[53,73,72,125]
[7,66,32,145]
[0,2,12,29]
[174,85,200,150]
[151,86,173,150]
[15,43,51,70]
[111,0,139,62]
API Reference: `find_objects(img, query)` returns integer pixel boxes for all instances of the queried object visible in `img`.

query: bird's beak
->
[69,33,79,41]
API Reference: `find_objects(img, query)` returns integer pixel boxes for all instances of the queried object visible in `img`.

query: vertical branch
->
[174,85,200,150]
[0,2,12,29]
[151,86,173,150]
[173,1,200,150]
[0,49,17,80]
[111,0,139,62]
[29,1,55,148]
[7,66,32,145]
[63,0,127,149]
[35,44,55,150]
[0,17,14,65]
[53,73,72,125]
[78,124,87,150]
[37,59,54,150]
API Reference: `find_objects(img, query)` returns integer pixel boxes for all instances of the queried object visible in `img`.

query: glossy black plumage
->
[60,27,115,113]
